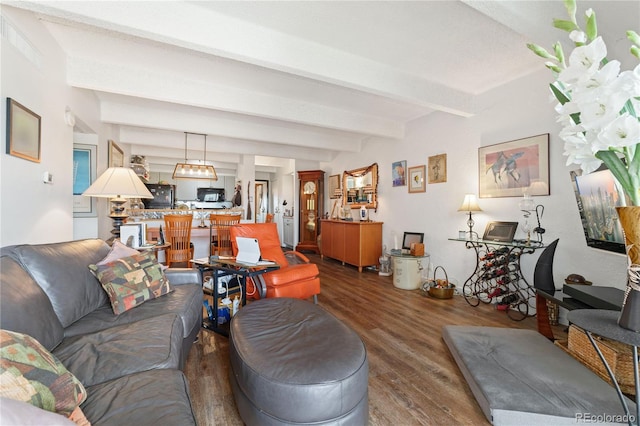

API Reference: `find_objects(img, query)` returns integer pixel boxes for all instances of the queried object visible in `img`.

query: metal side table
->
[568,309,640,426]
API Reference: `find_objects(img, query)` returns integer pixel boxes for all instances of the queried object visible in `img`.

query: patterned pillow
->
[0,329,87,417]
[89,252,173,315]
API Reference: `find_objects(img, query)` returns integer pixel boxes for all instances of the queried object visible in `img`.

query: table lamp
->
[458,194,482,240]
[83,167,153,243]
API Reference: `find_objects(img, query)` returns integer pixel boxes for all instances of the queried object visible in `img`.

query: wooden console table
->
[320,220,382,272]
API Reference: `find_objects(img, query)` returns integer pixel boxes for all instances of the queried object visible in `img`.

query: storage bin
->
[558,324,635,395]
[392,255,429,290]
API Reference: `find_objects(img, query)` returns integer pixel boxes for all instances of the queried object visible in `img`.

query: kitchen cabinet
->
[321,220,383,272]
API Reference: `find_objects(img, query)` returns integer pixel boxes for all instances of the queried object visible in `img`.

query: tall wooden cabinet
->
[296,170,324,253]
[321,220,383,272]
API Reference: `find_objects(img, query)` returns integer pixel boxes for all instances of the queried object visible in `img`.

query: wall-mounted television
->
[570,165,627,254]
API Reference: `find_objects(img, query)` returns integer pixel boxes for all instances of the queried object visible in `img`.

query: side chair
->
[230,223,320,303]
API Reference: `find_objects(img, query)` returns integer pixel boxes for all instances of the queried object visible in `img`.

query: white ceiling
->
[7,1,638,176]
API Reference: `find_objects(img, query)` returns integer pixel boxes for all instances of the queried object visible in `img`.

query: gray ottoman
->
[229,298,368,425]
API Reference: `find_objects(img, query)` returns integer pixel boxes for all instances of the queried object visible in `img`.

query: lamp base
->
[107,213,128,245]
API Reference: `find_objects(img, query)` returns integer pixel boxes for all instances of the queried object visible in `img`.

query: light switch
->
[43,172,53,184]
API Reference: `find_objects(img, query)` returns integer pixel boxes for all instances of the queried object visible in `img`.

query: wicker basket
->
[559,325,635,395]
[423,266,455,299]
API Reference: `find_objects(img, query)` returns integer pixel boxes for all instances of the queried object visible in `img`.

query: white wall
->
[1,6,115,246]
[322,68,627,291]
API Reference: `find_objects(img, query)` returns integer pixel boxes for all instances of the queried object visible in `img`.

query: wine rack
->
[450,239,546,321]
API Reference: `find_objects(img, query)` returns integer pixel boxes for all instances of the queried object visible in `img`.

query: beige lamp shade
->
[82,167,153,199]
[457,194,482,212]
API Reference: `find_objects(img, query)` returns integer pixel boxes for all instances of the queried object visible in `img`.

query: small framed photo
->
[408,165,426,193]
[328,174,341,198]
[478,134,549,198]
[482,221,519,243]
[108,140,124,167]
[392,160,407,187]
[428,153,447,184]
[6,98,41,163]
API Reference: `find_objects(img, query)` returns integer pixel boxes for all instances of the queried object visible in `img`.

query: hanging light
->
[172,132,218,180]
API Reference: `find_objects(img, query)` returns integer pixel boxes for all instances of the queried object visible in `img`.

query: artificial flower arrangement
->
[527,0,640,205]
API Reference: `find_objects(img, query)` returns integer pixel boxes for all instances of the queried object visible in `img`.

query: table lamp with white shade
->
[83,167,153,243]
[458,194,482,240]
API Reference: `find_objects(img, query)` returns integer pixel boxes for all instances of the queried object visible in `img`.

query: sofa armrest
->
[164,268,201,286]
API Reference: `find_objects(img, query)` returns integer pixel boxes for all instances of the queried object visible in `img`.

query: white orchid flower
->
[558,37,607,84]
[597,114,640,149]
[570,30,587,44]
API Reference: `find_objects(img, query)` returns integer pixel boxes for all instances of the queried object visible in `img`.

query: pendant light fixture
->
[172,132,218,180]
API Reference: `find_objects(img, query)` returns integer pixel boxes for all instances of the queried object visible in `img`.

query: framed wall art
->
[478,133,549,198]
[73,143,97,217]
[328,174,341,198]
[392,160,406,187]
[408,165,426,193]
[6,98,41,163]
[108,140,124,167]
[428,153,447,183]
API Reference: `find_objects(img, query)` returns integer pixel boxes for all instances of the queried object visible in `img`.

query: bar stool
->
[209,214,241,256]
[164,214,193,267]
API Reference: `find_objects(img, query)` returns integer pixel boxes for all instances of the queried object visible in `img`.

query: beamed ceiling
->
[6,1,639,175]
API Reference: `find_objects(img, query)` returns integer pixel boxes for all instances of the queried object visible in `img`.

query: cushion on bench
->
[442,326,636,425]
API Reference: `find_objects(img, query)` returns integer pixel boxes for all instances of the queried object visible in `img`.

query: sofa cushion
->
[82,369,196,426]
[52,313,184,387]
[0,256,64,351]
[89,252,173,315]
[63,284,202,340]
[0,330,87,417]
[6,239,111,327]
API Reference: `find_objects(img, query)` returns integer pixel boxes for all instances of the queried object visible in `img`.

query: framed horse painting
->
[478,134,549,198]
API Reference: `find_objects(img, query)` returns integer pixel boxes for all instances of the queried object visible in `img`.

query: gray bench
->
[443,326,636,425]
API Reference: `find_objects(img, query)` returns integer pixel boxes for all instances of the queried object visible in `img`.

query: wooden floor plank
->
[184,253,566,425]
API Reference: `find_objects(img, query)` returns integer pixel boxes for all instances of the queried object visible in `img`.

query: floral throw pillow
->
[89,252,173,315]
[0,329,87,417]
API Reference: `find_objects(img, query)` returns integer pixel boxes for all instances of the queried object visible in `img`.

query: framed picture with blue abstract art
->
[392,160,406,187]
[73,143,97,217]
[478,134,549,198]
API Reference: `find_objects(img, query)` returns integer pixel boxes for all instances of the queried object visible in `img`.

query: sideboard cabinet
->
[321,220,383,272]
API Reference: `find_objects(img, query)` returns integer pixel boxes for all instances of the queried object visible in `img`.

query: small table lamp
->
[83,167,153,243]
[458,194,482,240]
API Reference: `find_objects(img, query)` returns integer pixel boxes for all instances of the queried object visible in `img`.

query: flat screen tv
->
[570,165,627,254]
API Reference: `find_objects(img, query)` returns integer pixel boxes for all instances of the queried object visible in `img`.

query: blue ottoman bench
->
[229,298,368,425]
[443,325,636,425]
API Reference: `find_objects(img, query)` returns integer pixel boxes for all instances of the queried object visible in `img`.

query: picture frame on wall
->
[6,98,41,163]
[392,160,407,187]
[73,143,97,217]
[328,174,341,198]
[408,165,426,193]
[108,140,124,167]
[478,133,549,198]
[428,153,447,183]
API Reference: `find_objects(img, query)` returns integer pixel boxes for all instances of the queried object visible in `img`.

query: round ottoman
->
[229,298,368,425]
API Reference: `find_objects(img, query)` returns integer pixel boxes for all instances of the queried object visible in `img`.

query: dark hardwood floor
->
[184,253,566,425]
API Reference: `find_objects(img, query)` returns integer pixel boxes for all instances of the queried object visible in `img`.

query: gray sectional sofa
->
[0,238,203,425]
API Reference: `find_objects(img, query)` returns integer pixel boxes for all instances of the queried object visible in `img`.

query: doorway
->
[255,180,269,223]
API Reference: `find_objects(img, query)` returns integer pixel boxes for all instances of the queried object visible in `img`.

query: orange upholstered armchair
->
[230,223,320,303]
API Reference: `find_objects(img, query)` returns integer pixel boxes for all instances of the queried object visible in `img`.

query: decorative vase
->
[616,206,640,332]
